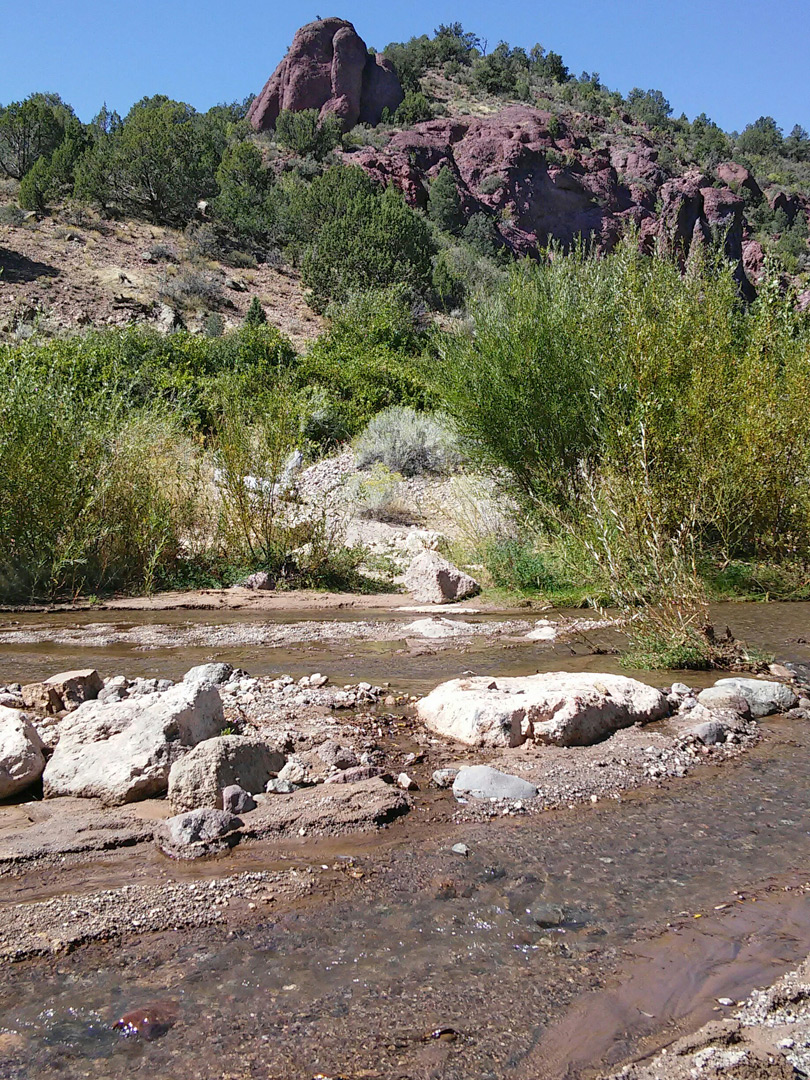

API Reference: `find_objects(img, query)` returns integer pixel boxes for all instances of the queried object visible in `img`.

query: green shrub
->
[275,109,343,159]
[244,296,267,326]
[435,240,810,560]
[428,165,463,233]
[395,91,433,126]
[301,179,435,310]
[483,538,567,592]
[354,406,462,476]
[298,287,432,433]
[0,356,201,600]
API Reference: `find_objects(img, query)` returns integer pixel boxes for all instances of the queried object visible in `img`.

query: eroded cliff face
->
[247,17,403,133]
[344,105,760,295]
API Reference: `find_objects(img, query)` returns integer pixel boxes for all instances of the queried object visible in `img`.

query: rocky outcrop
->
[344,105,756,294]
[42,683,225,805]
[417,672,670,748]
[167,735,285,811]
[0,707,45,799]
[248,18,403,133]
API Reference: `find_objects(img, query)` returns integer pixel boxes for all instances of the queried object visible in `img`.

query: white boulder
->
[417,672,670,748]
[403,551,480,604]
[0,707,46,798]
[42,683,225,805]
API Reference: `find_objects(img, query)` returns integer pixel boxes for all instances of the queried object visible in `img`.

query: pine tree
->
[428,165,463,234]
[244,296,267,326]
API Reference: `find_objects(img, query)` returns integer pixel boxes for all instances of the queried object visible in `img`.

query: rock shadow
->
[0,247,60,283]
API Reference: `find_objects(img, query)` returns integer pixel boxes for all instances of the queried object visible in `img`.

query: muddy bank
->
[606,930,810,1080]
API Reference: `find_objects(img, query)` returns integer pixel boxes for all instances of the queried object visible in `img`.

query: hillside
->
[1,17,809,339]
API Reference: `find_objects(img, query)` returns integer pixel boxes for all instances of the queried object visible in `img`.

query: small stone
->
[671,682,691,695]
[265,778,296,794]
[529,902,566,928]
[309,673,328,688]
[397,772,417,791]
[432,768,460,789]
[716,997,735,1007]
[451,843,469,857]
[221,784,256,814]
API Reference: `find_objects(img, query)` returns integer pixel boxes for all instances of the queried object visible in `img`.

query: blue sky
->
[3,0,808,135]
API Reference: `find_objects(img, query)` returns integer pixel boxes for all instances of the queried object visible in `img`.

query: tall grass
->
[0,334,363,603]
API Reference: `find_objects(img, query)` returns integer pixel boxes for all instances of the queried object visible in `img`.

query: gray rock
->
[432,768,460,788]
[317,740,359,770]
[240,571,273,591]
[323,764,385,785]
[713,678,798,718]
[168,735,285,811]
[183,663,234,690]
[696,685,752,718]
[452,765,538,801]
[265,778,297,794]
[0,707,46,799]
[278,756,309,785]
[403,551,481,605]
[671,682,692,696]
[529,902,566,928]
[221,784,256,814]
[687,719,727,745]
[157,808,242,859]
[43,684,225,805]
[451,843,469,857]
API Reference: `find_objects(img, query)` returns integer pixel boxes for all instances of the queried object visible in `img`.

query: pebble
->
[451,843,469,857]
[397,773,418,791]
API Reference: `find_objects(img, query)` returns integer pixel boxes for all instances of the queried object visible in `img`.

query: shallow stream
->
[2,601,810,1078]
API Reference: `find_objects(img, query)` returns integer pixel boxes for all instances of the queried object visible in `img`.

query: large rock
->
[403,551,480,605]
[417,672,670,748]
[168,735,285,811]
[0,707,45,799]
[182,663,233,691]
[21,669,102,714]
[42,684,225,805]
[713,678,798,719]
[452,765,538,801]
[247,18,403,133]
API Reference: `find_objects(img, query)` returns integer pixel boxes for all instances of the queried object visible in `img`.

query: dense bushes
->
[75,96,234,225]
[297,287,433,435]
[436,241,810,563]
[296,169,435,309]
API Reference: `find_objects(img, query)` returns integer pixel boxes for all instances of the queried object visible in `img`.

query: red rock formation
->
[716,161,762,202]
[248,18,403,132]
[344,106,754,294]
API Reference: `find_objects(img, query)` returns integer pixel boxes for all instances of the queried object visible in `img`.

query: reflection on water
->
[3,717,810,1078]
